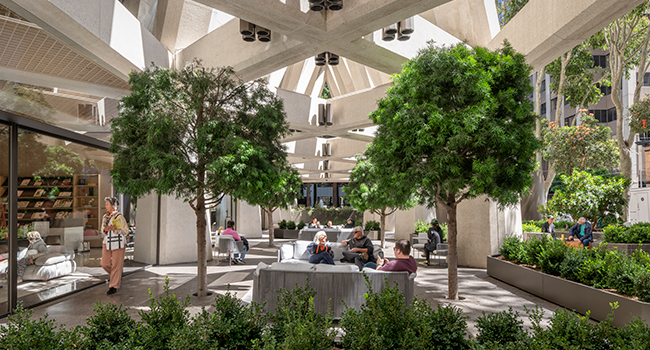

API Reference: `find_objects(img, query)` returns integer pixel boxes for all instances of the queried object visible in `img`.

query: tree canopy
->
[111,60,291,296]
[365,42,539,299]
[345,155,415,247]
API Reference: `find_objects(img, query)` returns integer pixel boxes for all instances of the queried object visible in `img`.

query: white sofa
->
[278,239,383,265]
[253,261,415,318]
[22,245,76,281]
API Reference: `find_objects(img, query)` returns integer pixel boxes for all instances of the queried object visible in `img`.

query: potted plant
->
[275,219,288,238]
[364,220,380,239]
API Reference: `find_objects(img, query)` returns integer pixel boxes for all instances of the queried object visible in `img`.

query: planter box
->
[604,243,650,256]
[274,229,299,239]
[364,230,379,240]
[487,255,650,327]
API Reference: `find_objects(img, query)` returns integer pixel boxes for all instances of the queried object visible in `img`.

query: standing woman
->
[101,197,128,295]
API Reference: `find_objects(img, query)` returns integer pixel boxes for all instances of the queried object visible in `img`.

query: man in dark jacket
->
[341,226,375,270]
[569,217,592,248]
[541,215,556,238]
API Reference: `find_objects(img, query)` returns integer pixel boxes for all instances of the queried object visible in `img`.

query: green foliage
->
[414,220,429,233]
[501,238,650,301]
[297,220,306,230]
[542,115,619,176]
[82,302,137,347]
[340,275,469,350]
[364,220,380,231]
[0,304,68,350]
[278,219,287,229]
[603,222,650,243]
[286,221,296,230]
[266,281,335,350]
[545,170,629,225]
[628,97,650,134]
[135,276,190,349]
[496,0,528,27]
[522,223,539,232]
[474,307,525,345]
[32,145,84,178]
[170,290,266,350]
[301,204,359,223]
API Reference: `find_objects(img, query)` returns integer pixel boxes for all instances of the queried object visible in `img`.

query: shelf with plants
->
[74,174,100,231]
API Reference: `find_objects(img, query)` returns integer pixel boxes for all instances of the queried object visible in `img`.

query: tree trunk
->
[446,199,458,300]
[554,52,571,123]
[521,69,546,220]
[544,165,556,202]
[267,208,275,247]
[195,180,208,297]
[379,211,386,248]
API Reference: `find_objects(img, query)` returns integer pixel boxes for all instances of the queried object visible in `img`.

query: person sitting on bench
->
[568,217,592,248]
[365,239,417,274]
[306,231,335,265]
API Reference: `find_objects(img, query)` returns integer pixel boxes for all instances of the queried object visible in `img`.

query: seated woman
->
[306,231,335,265]
[308,217,321,229]
[17,231,48,282]
[325,220,334,228]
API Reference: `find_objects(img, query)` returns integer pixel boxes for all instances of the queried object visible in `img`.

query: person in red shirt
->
[306,231,335,265]
[364,239,417,274]
[221,220,247,264]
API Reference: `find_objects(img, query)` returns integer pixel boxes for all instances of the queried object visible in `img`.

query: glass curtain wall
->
[0,125,8,312]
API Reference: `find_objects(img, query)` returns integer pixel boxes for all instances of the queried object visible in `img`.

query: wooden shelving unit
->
[13,177,74,222]
[73,174,100,233]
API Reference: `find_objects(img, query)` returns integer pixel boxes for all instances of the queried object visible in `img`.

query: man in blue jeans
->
[568,217,593,248]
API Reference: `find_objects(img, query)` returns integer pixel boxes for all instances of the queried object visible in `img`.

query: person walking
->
[101,196,129,295]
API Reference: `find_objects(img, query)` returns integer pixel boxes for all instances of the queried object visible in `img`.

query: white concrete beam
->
[420,0,499,47]
[488,0,646,70]
[151,0,185,52]
[0,0,170,81]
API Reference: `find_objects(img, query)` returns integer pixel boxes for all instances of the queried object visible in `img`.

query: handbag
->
[106,231,125,251]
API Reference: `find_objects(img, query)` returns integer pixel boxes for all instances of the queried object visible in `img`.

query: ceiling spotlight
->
[385,23,398,35]
[315,52,339,66]
[257,28,271,42]
[315,52,327,66]
[400,17,414,35]
[397,33,410,41]
[327,0,343,11]
[256,26,270,36]
[240,19,271,42]
[310,0,325,11]
[382,17,415,42]
[382,28,395,41]
[328,53,339,66]
[240,19,255,36]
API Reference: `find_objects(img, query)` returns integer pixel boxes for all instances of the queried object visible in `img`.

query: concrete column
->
[456,196,522,268]
[134,194,211,265]
[236,201,262,238]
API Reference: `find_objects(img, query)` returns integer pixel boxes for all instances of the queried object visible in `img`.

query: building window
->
[644,73,650,87]
[565,115,575,126]
[550,97,557,111]
[564,96,570,105]
[593,55,608,68]
[541,79,546,92]
[607,107,617,122]
[540,103,546,116]
[588,108,616,123]
[597,82,611,96]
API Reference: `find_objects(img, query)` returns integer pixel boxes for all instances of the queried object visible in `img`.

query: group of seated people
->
[541,215,593,247]
[305,227,417,274]
[307,217,356,229]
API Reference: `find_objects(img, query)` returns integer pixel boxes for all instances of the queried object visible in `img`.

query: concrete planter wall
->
[364,230,379,239]
[274,229,299,239]
[604,243,650,256]
[487,255,650,327]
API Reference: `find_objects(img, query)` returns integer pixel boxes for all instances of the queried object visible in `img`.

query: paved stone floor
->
[0,236,565,336]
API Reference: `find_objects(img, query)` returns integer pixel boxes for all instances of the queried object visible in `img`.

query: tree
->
[365,42,539,299]
[250,166,302,247]
[345,156,415,248]
[110,60,291,296]
[542,113,619,197]
[496,0,529,28]
[546,170,629,227]
[601,2,650,185]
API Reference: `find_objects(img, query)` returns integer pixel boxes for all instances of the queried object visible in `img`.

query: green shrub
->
[474,307,525,346]
[170,290,266,350]
[522,236,548,266]
[267,281,335,350]
[604,250,640,297]
[554,220,574,231]
[414,220,429,234]
[82,302,137,348]
[0,304,67,349]
[500,237,524,263]
[522,223,539,232]
[576,257,607,288]
[297,220,306,230]
[286,221,296,230]
[604,222,650,243]
[135,277,190,349]
[559,249,588,282]
[412,302,469,350]
[278,219,287,229]
[522,219,545,228]
[537,238,569,276]
[364,220,380,231]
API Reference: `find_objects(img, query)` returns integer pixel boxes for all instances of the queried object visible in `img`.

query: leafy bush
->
[364,220,380,231]
[559,249,588,282]
[522,223,539,232]
[604,222,650,243]
[414,220,429,233]
[522,220,545,228]
[536,239,570,276]
[170,290,266,349]
[82,302,137,348]
[0,304,68,349]
[286,221,296,230]
[297,220,306,230]
[266,281,335,350]
[500,237,524,263]
[474,307,525,346]
[135,277,190,349]
[341,275,469,350]
[278,219,287,229]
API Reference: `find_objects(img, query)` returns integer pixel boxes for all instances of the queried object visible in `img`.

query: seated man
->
[541,215,556,238]
[341,226,375,270]
[568,217,593,248]
[344,219,355,228]
[365,239,417,274]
